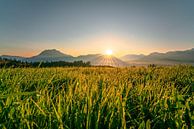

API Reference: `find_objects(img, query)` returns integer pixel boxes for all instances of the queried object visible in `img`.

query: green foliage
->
[0,65,193,129]
[0,58,91,68]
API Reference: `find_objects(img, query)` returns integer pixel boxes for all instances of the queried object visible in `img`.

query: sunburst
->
[105,49,113,56]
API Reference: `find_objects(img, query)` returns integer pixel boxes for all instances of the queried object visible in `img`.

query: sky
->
[0,0,194,57]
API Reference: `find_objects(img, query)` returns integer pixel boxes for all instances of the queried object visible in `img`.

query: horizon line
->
[0,47,194,58]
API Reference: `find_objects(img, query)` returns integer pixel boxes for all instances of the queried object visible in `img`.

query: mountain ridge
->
[1,48,194,66]
[28,49,74,62]
[141,48,194,62]
[35,49,73,57]
[120,54,145,61]
[0,49,126,66]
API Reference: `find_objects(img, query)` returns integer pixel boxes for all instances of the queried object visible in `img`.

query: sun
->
[105,49,113,55]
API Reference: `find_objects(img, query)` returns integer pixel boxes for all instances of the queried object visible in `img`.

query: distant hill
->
[130,48,194,65]
[76,54,101,62]
[28,49,74,62]
[0,49,126,66]
[1,48,194,66]
[35,49,71,57]
[142,48,194,62]
[120,54,145,61]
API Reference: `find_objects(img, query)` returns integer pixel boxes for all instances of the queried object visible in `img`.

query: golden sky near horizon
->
[1,33,192,58]
[0,1,194,57]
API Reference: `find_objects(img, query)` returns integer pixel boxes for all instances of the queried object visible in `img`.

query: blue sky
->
[0,0,194,56]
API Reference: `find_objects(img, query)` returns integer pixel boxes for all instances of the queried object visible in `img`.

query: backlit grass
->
[0,66,193,129]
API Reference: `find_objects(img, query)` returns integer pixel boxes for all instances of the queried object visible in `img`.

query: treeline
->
[0,58,91,68]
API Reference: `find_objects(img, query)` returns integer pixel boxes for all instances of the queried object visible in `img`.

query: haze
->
[0,0,194,57]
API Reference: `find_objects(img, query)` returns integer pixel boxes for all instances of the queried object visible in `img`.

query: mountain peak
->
[28,49,74,62]
[38,49,66,57]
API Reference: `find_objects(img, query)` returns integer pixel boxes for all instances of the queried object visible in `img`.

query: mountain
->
[91,55,128,67]
[28,49,74,62]
[36,49,71,57]
[120,54,145,61]
[0,49,75,63]
[0,49,127,66]
[132,48,194,65]
[1,48,194,66]
[143,48,194,62]
[76,54,101,62]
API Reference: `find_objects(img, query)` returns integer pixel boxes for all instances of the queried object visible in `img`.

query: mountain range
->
[1,48,194,66]
[120,54,145,61]
[126,48,194,65]
[0,49,127,67]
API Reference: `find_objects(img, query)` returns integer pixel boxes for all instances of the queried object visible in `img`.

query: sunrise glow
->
[105,49,113,55]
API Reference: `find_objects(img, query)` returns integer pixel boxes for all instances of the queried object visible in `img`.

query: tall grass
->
[0,66,193,129]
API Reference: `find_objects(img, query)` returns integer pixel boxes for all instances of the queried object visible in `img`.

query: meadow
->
[0,66,193,129]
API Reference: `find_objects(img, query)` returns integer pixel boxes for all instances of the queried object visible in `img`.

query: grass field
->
[0,66,193,129]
